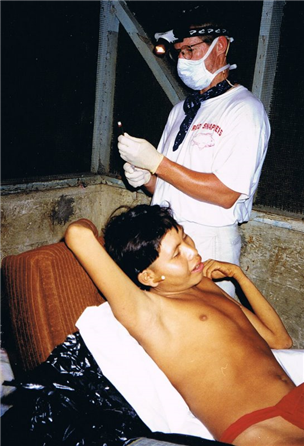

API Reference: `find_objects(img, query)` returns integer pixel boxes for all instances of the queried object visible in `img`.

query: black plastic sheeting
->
[1,332,232,446]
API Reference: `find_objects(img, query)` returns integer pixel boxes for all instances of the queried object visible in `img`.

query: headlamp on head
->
[153,30,178,57]
[153,26,232,58]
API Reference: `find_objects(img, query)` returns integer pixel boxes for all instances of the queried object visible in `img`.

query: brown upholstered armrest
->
[2,230,105,373]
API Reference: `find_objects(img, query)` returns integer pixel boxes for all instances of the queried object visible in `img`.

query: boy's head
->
[103,204,179,289]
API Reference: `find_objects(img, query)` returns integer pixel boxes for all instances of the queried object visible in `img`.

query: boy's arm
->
[65,219,150,328]
[202,260,293,349]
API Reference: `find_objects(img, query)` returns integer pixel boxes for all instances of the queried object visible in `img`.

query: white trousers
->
[179,220,242,297]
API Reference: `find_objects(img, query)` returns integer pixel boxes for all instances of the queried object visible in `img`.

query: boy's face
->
[149,226,204,293]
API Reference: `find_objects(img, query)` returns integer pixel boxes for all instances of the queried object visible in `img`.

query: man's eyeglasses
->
[170,41,206,61]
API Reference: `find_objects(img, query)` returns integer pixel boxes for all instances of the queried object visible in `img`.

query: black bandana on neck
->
[173,80,232,152]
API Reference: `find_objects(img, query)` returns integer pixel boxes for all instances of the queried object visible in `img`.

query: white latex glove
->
[118,133,164,174]
[123,163,151,188]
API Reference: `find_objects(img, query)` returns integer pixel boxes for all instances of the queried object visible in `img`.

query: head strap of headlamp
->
[173,26,231,43]
[155,26,230,44]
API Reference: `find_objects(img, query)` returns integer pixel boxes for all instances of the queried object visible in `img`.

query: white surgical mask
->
[177,37,234,91]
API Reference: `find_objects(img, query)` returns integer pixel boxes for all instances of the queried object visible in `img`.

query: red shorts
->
[219,383,304,443]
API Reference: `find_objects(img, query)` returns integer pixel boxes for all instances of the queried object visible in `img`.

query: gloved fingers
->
[117,134,127,146]
[118,133,142,146]
[126,172,150,188]
[129,179,143,188]
[121,132,144,143]
[118,143,139,161]
[123,162,135,173]
[123,162,151,186]
[123,163,142,180]
[117,141,129,154]
[118,133,162,173]
[125,170,143,181]
[117,136,132,154]
[119,152,129,163]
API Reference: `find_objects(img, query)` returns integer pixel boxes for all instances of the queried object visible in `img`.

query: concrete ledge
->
[1,174,127,195]
[250,209,304,233]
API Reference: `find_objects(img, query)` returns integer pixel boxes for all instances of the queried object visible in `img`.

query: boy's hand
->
[202,259,243,281]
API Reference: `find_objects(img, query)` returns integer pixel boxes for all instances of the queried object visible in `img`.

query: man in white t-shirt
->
[118,21,270,297]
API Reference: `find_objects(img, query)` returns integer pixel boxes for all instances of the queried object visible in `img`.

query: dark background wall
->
[2,1,100,179]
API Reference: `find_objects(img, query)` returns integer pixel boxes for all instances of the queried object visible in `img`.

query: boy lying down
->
[64,204,304,446]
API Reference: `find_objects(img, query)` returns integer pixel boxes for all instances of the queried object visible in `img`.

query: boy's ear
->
[138,269,159,288]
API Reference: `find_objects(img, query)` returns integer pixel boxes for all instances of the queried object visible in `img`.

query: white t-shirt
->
[152,85,271,227]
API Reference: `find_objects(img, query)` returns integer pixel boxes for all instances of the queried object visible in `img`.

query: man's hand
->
[118,133,164,174]
[123,162,151,188]
[203,259,243,281]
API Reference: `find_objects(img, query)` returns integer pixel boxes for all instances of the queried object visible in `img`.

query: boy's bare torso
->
[65,220,303,444]
[127,278,298,444]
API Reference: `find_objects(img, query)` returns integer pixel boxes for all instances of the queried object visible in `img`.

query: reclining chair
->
[1,224,105,374]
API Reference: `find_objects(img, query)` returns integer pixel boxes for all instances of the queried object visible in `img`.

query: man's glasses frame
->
[171,41,206,61]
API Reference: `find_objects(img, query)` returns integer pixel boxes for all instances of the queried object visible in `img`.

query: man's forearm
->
[155,157,240,209]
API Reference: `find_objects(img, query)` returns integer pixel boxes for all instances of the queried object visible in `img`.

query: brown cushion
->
[2,235,105,372]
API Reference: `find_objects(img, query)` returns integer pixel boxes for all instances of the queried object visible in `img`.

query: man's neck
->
[199,66,230,94]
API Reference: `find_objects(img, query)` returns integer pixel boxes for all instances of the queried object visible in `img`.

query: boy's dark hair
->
[103,204,179,289]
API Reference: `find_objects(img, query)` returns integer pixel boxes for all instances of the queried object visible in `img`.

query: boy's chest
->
[142,295,244,359]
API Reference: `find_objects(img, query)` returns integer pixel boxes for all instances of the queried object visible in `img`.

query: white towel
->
[273,349,304,386]
[76,303,214,439]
